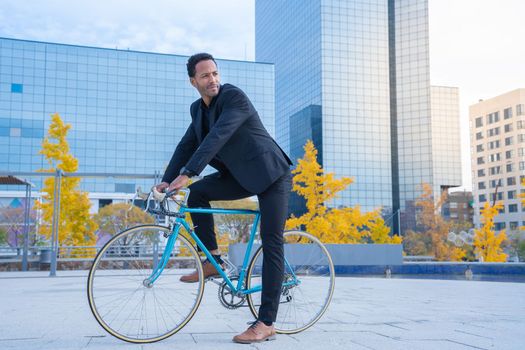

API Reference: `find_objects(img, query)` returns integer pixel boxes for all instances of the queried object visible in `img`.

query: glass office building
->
[430,86,462,194]
[0,37,275,206]
[256,0,462,232]
[257,0,392,215]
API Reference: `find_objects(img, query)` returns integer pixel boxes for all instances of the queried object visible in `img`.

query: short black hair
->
[186,53,217,77]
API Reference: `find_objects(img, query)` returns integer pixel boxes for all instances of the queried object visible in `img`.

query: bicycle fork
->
[143,224,182,287]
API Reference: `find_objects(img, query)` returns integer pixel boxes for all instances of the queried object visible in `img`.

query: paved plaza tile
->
[0,271,524,349]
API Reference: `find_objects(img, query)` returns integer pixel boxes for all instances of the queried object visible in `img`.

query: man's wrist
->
[179,166,196,177]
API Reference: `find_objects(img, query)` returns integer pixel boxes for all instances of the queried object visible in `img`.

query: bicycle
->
[87,188,335,343]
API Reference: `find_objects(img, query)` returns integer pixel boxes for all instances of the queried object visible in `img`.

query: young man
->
[155,53,292,343]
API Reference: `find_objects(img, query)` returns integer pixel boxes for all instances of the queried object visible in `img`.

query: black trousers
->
[187,170,292,323]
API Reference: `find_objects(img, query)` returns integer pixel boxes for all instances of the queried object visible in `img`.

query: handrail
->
[0,170,163,276]
[0,171,158,179]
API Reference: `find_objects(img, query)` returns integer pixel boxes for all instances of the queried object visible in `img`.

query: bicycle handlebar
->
[135,187,191,217]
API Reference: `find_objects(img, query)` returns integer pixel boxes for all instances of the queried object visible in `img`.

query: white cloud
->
[0,0,255,60]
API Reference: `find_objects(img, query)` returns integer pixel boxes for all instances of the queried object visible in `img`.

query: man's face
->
[190,59,220,103]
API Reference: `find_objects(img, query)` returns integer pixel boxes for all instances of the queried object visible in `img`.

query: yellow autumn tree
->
[212,199,258,244]
[473,201,507,262]
[285,140,401,244]
[406,183,466,261]
[367,211,400,244]
[93,203,154,237]
[35,113,97,257]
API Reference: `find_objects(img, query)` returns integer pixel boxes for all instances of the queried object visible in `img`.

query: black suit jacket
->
[162,84,292,194]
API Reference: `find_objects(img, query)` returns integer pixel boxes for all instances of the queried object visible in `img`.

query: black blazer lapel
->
[209,104,217,129]
[192,103,204,143]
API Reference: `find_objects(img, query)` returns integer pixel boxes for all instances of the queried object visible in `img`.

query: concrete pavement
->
[0,271,524,349]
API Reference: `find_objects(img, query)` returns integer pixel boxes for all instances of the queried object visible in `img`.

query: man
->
[155,53,292,344]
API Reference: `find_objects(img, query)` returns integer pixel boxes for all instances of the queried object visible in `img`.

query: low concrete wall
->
[325,244,403,266]
[2,254,524,279]
[227,243,403,267]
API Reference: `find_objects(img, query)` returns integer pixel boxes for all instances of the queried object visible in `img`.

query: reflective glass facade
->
[391,0,434,230]
[0,38,275,193]
[256,0,462,231]
[430,86,461,192]
[257,0,392,213]
[256,1,322,153]
[289,104,323,216]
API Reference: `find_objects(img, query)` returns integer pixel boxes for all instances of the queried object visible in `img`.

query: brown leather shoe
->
[232,321,276,344]
[180,260,225,283]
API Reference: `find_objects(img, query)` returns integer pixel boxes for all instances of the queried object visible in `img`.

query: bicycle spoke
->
[88,225,204,343]
[152,288,179,331]
[246,231,334,334]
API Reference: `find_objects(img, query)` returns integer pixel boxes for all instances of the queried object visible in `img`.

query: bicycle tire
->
[245,230,335,334]
[87,224,204,343]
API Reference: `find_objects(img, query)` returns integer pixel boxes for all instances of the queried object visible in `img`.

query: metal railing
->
[0,244,230,261]
[1,170,161,276]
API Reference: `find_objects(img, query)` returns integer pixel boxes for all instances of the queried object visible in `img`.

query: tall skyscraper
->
[256,0,462,232]
[469,88,525,232]
[430,86,462,192]
[0,37,275,209]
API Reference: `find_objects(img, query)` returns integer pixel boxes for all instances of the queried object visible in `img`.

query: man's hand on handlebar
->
[154,175,190,194]
[167,175,190,192]
[155,182,170,193]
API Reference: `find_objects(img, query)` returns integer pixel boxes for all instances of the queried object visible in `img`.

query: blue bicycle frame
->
[145,206,299,295]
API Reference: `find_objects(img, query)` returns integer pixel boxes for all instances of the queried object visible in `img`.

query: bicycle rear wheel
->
[246,230,335,334]
[87,225,204,343]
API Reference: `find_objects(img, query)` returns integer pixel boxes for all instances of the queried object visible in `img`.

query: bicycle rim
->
[246,230,335,334]
[87,225,204,343]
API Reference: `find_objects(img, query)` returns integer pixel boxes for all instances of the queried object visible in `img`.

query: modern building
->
[469,88,525,232]
[442,190,474,224]
[430,86,462,191]
[0,37,275,211]
[426,85,463,218]
[255,0,462,232]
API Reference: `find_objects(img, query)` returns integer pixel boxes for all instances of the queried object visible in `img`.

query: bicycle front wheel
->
[87,225,204,343]
[246,230,335,334]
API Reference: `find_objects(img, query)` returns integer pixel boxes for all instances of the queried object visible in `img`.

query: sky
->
[428,0,525,192]
[1,0,524,191]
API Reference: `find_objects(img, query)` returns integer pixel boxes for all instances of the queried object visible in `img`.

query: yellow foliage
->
[93,203,154,236]
[285,140,400,244]
[34,113,98,257]
[473,201,507,262]
[212,199,258,245]
[368,211,403,244]
[205,199,259,254]
[291,140,353,217]
[522,177,525,206]
[402,230,430,256]
[411,183,466,261]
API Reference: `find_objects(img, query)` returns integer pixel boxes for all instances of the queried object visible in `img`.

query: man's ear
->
[190,77,196,87]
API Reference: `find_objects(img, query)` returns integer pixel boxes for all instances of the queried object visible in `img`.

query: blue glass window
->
[11,83,23,93]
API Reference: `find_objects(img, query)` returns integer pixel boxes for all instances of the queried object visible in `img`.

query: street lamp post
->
[21,181,31,271]
[49,169,62,277]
